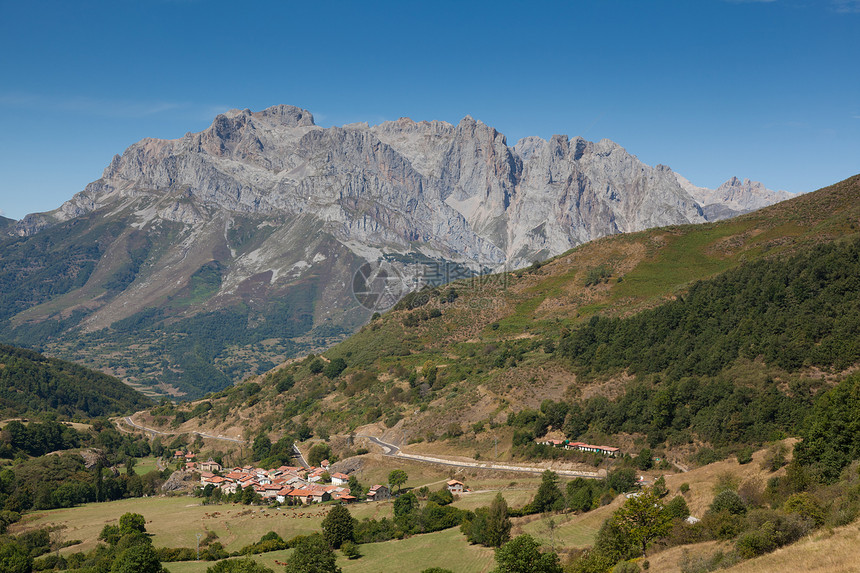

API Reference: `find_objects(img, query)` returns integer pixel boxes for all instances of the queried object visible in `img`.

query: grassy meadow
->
[11,469,556,573]
[164,526,496,573]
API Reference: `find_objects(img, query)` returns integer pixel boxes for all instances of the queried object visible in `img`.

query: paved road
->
[357,435,601,479]
[124,417,169,437]
[122,416,247,445]
[292,444,310,468]
[364,435,400,455]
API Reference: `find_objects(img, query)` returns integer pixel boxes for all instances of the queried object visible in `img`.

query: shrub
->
[428,488,454,506]
[736,527,776,559]
[275,374,295,393]
[341,541,361,560]
[308,359,324,374]
[783,493,825,526]
[712,472,740,495]
[206,558,274,572]
[709,490,746,515]
[701,510,745,540]
[665,496,690,520]
[735,510,813,559]
[763,443,787,472]
[611,561,640,573]
[323,358,347,379]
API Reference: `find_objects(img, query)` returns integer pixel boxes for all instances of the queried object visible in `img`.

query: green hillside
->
[0,343,152,419]
[0,207,365,399]
[147,175,860,464]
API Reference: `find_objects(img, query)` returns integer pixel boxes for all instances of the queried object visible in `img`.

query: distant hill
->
[0,215,14,232]
[0,343,152,418]
[141,174,860,460]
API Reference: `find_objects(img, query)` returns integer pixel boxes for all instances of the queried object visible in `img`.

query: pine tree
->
[94,459,104,503]
[485,493,512,547]
[532,470,562,513]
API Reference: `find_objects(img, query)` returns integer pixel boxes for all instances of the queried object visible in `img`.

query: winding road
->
[119,419,602,479]
[121,416,248,445]
[357,435,602,479]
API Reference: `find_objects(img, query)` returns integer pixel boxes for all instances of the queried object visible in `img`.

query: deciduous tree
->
[611,489,671,557]
[388,469,408,494]
[284,534,342,573]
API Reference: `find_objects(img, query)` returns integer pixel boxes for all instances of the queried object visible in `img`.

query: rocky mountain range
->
[675,173,792,221]
[0,105,791,397]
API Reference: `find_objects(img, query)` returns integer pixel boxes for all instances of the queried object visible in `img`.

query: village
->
[178,450,468,506]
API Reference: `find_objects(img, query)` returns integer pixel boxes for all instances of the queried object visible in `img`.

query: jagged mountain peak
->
[1,104,792,397]
[220,104,315,126]
[675,172,792,220]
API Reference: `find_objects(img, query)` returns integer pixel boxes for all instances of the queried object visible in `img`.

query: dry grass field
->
[518,495,624,550]
[721,523,860,573]
[639,522,860,573]
[660,439,796,518]
[14,496,402,555]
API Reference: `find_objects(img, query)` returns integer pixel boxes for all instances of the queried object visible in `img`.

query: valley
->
[2,1,856,571]
[2,111,859,573]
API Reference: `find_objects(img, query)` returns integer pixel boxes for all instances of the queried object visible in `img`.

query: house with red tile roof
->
[287,488,314,504]
[200,459,222,472]
[446,480,465,493]
[275,487,294,504]
[308,468,327,483]
[367,484,390,501]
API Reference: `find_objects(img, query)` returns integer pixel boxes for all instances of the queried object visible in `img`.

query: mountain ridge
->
[0,105,792,397]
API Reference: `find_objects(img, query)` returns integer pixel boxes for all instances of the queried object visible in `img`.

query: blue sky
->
[1,0,858,220]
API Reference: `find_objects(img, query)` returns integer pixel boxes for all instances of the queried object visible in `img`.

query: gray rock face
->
[18,104,722,269]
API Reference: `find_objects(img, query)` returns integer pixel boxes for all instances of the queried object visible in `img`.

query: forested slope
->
[0,344,152,419]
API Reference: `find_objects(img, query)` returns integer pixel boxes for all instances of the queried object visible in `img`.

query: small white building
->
[446,479,465,494]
